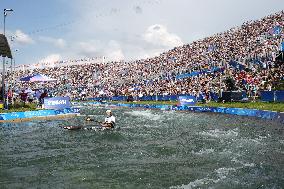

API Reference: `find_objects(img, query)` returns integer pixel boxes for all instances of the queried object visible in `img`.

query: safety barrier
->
[260,91,284,102]
[275,91,284,102]
[0,107,80,121]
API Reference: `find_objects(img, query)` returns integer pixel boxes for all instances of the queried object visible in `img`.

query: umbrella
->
[24,88,33,93]
[98,90,105,95]
[20,74,56,82]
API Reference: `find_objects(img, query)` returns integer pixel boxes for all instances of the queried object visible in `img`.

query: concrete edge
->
[0,113,78,123]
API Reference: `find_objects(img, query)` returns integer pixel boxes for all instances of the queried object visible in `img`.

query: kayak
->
[85,126,116,131]
[63,126,84,130]
[63,125,118,131]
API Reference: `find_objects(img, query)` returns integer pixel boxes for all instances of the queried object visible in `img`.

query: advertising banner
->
[178,95,197,106]
[44,97,71,110]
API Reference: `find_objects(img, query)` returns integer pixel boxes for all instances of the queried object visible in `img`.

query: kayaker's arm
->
[101,121,115,128]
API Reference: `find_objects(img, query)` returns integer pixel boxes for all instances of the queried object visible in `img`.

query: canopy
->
[20,74,56,82]
[0,34,12,58]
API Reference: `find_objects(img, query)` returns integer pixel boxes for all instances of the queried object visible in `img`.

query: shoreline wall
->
[112,103,284,124]
[0,102,283,124]
[0,108,80,122]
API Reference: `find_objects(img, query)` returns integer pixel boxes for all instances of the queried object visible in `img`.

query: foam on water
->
[236,134,270,146]
[192,148,215,155]
[215,167,237,179]
[125,110,164,121]
[199,128,239,138]
[170,178,219,189]
[171,167,238,189]
[231,157,256,167]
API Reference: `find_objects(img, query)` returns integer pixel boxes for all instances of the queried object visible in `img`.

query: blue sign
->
[178,96,197,106]
[44,97,71,110]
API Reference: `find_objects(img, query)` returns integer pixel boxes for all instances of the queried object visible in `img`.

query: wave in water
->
[125,110,164,121]
[170,167,237,189]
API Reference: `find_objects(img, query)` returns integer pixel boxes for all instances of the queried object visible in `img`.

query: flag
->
[281,42,284,52]
[208,44,217,52]
[269,26,282,35]
[273,26,282,35]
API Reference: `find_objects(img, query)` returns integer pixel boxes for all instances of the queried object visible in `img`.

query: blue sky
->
[1,0,284,66]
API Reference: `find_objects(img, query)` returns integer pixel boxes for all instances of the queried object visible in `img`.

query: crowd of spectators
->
[2,11,284,103]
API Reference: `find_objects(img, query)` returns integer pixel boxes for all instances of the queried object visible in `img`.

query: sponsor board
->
[44,97,71,110]
[178,96,197,106]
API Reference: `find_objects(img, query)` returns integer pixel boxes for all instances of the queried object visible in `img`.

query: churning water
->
[0,107,283,189]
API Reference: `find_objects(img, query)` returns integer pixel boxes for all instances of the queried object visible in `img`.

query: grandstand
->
[3,11,284,103]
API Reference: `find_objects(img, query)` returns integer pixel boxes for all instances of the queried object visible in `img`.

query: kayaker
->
[63,110,115,130]
[101,110,116,129]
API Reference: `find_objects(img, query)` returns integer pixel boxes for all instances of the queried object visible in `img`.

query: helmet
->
[106,110,112,114]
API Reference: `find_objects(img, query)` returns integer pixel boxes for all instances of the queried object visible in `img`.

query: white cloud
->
[105,40,125,61]
[39,36,66,48]
[74,39,124,61]
[38,54,61,63]
[14,30,34,45]
[107,50,125,61]
[77,40,101,57]
[143,24,183,48]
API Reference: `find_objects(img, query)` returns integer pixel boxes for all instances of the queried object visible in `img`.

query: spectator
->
[19,90,28,106]
[3,11,283,102]
[39,90,48,108]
